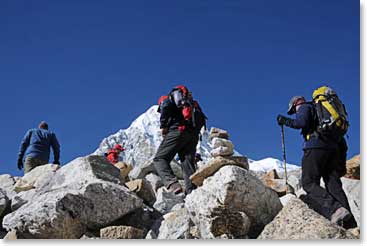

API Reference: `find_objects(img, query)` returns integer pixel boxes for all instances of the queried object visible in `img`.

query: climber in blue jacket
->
[18,121,60,173]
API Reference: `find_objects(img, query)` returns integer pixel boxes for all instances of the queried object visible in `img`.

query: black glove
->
[53,160,60,165]
[277,114,292,126]
[17,158,23,170]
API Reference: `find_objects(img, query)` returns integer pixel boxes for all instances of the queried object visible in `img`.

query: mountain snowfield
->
[94,105,300,173]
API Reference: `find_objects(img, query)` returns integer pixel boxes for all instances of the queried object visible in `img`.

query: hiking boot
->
[331,207,352,226]
[167,182,183,194]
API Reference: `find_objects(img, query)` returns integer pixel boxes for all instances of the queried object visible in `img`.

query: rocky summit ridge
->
[0,105,360,240]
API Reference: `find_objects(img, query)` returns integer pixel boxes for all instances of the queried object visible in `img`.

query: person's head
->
[287,96,306,115]
[38,121,49,130]
[114,144,124,154]
[194,153,202,163]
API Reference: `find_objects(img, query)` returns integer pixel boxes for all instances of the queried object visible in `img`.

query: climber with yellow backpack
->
[277,86,357,229]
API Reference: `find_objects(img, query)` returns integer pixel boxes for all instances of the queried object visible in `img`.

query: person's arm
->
[18,130,32,160]
[277,104,311,129]
[289,105,311,129]
[51,133,60,164]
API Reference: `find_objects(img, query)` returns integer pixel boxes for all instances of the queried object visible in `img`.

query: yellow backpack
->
[312,86,349,139]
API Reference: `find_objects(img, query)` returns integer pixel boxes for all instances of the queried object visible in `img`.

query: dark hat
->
[38,121,49,130]
[287,96,305,115]
[195,153,202,161]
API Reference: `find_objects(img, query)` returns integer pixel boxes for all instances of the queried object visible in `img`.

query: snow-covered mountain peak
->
[94,105,300,173]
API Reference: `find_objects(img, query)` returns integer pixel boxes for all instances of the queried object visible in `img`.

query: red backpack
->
[169,85,207,133]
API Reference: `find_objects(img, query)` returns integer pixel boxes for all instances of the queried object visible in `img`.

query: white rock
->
[279,193,297,206]
[2,155,143,239]
[185,166,282,238]
[258,197,357,239]
[153,187,185,215]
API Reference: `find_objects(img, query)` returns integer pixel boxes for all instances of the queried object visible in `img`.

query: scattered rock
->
[209,127,229,140]
[341,177,360,226]
[125,179,156,206]
[116,205,162,234]
[347,227,360,239]
[258,197,357,239]
[263,169,280,180]
[345,155,360,179]
[3,230,19,240]
[13,164,60,193]
[129,159,156,180]
[262,179,288,196]
[100,226,144,239]
[145,173,163,194]
[211,137,234,150]
[157,206,193,239]
[0,174,17,200]
[0,189,9,219]
[210,146,234,157]
[2,156,143,239]
[114,162,133,182]
[186,166,282,238]
[190,156,248,187]
[279,193,297,206]
[153,187,185,215]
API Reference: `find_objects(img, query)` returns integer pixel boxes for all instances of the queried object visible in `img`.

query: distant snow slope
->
[94,105,300,172]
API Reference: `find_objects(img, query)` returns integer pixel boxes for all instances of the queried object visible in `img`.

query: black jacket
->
[159,98,185,130]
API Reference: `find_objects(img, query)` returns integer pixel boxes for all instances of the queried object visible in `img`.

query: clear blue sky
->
[0,0,359,176]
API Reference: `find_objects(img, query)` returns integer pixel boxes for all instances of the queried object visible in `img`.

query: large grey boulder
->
[13,164,60,193]
[11,189,37,211]
[258,197,357,239]
[153,187,185,215]
[185,166,282,238]
[2,155,143,239]
[0,174,16,200]
[341,177,360,226]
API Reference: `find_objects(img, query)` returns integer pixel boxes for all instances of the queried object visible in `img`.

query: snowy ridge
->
[248,157,300,173]
[94,105,300,173]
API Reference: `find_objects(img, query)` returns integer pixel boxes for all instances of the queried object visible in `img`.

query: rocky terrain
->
[0,105,360,240]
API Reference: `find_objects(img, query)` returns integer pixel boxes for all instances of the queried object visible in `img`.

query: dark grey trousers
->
[300,148,357,228]
[24,157,48,174]
[153,128,198,193]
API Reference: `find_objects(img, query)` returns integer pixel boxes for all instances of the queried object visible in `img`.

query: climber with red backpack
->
[105,144,125,164]
[154,85,207,195]
[277,86,357,229]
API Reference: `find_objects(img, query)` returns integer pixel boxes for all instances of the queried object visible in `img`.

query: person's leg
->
[323,150,357,228]
[153,129,182,188]
[179,131,198,194]
[24,157,47,174]
[301,149,342,219]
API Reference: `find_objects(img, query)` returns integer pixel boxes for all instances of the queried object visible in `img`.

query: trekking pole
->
[280,125,288,185]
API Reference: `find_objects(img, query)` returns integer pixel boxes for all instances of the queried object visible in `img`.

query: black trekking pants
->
[301,148,355,222]
[153,128,199,193]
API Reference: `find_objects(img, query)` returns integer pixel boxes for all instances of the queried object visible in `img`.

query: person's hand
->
[53,160,60,165]
[161,128,168,137]
[277,114,292,126]
[17,158,23,170]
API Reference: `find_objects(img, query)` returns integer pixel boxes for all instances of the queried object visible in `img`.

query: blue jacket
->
[18,128,60,162]
[289,103,338,150]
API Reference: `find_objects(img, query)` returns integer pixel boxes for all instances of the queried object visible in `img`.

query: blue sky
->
[0,0,359,176]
